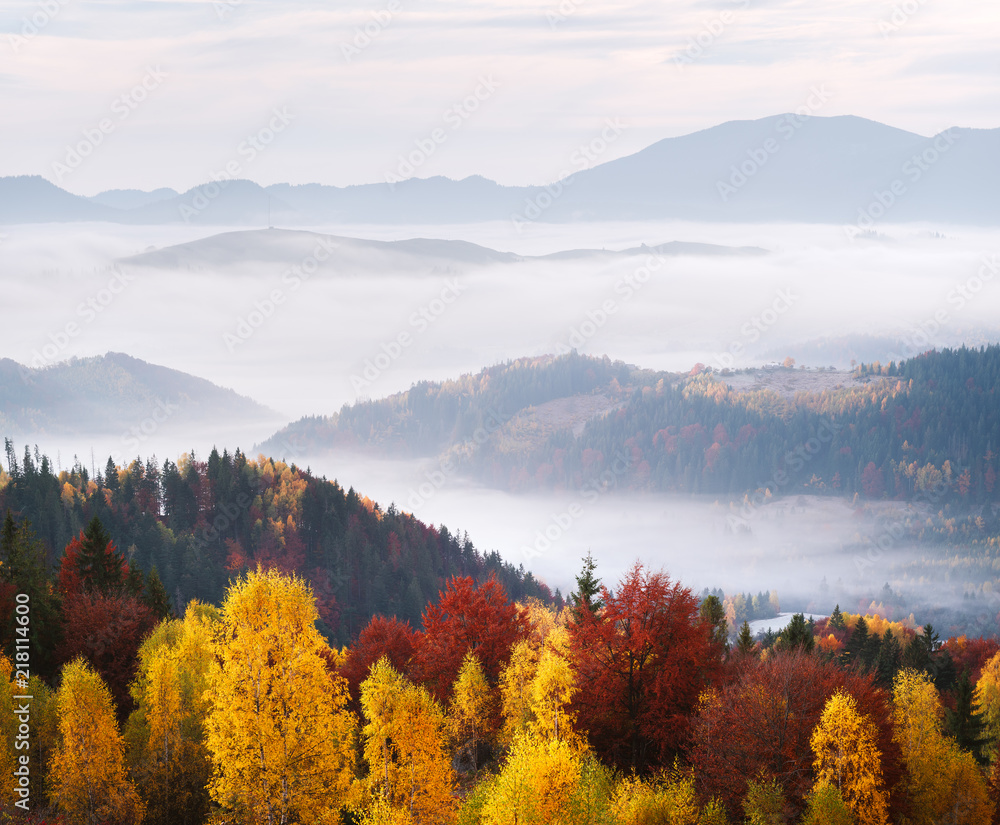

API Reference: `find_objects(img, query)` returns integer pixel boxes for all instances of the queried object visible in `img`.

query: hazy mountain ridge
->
[259,347,1000,505]
[4,115,998,225]
[119,228,766,274]
[0,352,276,437]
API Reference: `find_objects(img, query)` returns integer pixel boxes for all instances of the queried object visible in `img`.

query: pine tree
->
[736,621,757,656]
[0,511,61,678]
[699,594,729,650]
[76,516,125,595]
[829,604,846,630]
[569,551,603,621]
[776,613,815,654]
[841,617,869,670]
[873,629,901,688]
[946,670,991,766]
[143,567,173,620]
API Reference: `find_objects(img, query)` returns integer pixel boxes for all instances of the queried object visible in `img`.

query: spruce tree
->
[776,613,815,654]
[699,594,728,649]
[570,551,603,621]
[828,604,846,630]
[143,567,173,620]
[841,616,869,669]
[736,620,757,656]
[946,670,992,765]
[874,628,901,687]
[77,516,125,595]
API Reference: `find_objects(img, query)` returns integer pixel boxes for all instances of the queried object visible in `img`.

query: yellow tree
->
[126,601,219,825]
[809,691,889,825]
[528,626,578,744]
[450,652,492,771]
[480,732,581,825]
[50,657,144,825]
[205,568,356,825]
[974,650,1000,761]
[360,658,456,825]
[892,669,994,825]
[499,639,540,746]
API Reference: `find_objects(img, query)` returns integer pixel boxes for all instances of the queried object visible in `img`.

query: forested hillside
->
[265,347,1000,508]
[3,557,999,825]
[257,351,636,458]
[0,441,551,646]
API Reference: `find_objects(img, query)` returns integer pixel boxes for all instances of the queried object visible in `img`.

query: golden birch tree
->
[51,657,144,825]
[205,568,356,825]
[810,691,889,825]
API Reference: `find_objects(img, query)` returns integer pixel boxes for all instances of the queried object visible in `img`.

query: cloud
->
[1,0,997,191]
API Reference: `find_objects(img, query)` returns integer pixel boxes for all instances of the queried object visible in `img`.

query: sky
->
[3,0,998,195]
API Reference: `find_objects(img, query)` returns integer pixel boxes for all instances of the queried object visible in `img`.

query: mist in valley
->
[4,218,997,619]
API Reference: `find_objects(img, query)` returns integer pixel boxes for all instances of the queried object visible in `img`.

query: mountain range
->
[2,114,996,225]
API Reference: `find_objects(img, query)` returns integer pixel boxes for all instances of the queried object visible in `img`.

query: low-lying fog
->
[4,220,999,421]
[3,219,998,605]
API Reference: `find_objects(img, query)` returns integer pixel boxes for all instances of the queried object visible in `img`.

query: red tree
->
[57,591,158,718]
[861,461,885,498]
[340,614,419,705]
[688,650,904,820]
[568,563,722,772]
[55,520,157,718]
[414,574,528,700]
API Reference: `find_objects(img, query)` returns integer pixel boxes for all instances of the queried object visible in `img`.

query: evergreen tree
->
[946,670,991,765]
[143,568,173,621]
[873,629,901,688]
[699,594,728,650]
[776,613,815,654]
[0,510,61,678]
[828,604,846,630]
[841,617,869,670]
[569,551,603,621]
[76,516,125,595]
[735,621,757,656]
